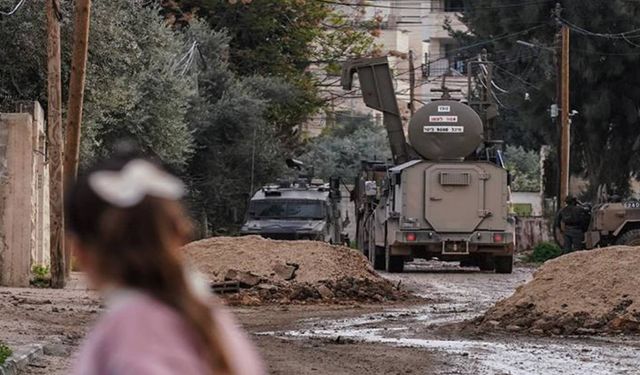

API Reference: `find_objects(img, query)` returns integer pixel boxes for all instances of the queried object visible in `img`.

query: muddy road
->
[253,262,640,374]
[4,264,640,374]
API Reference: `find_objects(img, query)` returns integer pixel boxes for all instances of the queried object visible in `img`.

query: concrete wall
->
[16,102,50,268]
[0,102,49,287]
[515,217,551,252]
[0,113,35,286]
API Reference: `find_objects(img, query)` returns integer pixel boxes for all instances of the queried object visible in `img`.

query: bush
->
[0,342,12,365]
[31,265,50,288]
[530,242,563,263]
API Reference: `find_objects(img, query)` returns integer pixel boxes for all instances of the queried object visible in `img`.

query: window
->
[398,2,422,24]
[444,44,466,74]
[250,200,325,220]
[444,0,465,12]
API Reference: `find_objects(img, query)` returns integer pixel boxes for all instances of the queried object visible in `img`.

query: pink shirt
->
[72,291,264,375]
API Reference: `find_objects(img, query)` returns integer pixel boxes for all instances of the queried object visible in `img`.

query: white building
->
[305,0,471,136]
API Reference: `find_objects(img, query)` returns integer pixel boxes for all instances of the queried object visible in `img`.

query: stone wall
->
[0,102,50,287]
[515,217,551,252]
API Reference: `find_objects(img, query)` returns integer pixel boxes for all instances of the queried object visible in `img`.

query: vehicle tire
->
[494,256,513,274]
[460,258,476,268]
[478,256,495,271]
[372,246,385,270]
[615,229,640,246]
[387,256,404,273]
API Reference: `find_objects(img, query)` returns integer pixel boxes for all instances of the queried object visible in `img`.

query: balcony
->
[423,57,467,78]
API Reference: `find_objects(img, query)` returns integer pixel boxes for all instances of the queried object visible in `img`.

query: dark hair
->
[66,156,232,374]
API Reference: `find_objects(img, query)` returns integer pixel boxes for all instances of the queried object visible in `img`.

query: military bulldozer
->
[343,57,514,273]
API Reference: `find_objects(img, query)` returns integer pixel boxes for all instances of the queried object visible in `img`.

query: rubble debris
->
[184,236,414,305]
[470,246,640,335]
[317,285,334,300]
[273,263,297,281]
[224,269,261,287]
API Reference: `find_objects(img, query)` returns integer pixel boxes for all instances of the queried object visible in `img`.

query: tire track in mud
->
[260,263,640,374]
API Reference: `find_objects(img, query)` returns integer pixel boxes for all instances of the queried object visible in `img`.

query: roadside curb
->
[0,344,43,375]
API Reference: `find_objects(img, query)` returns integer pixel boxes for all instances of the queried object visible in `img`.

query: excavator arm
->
[341,57,417,165]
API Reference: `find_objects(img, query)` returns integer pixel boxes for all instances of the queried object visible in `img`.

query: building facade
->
[305,0,470,136]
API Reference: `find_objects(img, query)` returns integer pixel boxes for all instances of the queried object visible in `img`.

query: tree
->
[81,2,194,166]
[299,111,390,182]
[504,145,541,192]
[452,0,640,198]
[162,0,378,147]
[184,22,287,232]
[0,0,194,167]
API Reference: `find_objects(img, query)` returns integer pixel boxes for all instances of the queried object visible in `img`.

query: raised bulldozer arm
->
[341,57,417,165]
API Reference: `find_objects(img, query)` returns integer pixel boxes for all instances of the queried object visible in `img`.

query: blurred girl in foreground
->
[67,155,263,375]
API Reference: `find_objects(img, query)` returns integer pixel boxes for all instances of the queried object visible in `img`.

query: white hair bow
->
[88,159,185,208]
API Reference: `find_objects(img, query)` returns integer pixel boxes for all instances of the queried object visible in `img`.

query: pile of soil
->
[471,246,640,335]
[184,236,412,305]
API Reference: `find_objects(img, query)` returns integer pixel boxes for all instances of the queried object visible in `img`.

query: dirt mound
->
[471,246,640,335]
[184,236,411,305]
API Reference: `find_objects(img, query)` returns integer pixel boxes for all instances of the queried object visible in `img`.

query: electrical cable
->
[315,0,551,11]
[0,0,27,16]
[558,17,640,39]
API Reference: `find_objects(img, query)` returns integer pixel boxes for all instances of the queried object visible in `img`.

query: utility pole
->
[46,0,66,288]
[553,2,571,205]
[64,0,92,277]
[560,21,571,204]
[65,0,91,187]
[408,49,416,115]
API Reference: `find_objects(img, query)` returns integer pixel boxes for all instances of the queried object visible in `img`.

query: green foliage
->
[81,2,194,167]
[0,0,49,111]
[454,0,640,198]
[511,203,533,217]
[166,0,378,148]
[32,265,49,278]
[0,342,12,366]
[505,145,541,192]
[31,265,50,288]
[530,241,563,263]
[0,1,194,167]
[184,22,286,231]
[300,112,391,182]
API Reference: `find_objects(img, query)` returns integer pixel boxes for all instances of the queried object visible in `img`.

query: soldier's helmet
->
[565,195,578,205]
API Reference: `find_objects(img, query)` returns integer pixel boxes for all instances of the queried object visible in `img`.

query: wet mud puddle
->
[260,264,640,374]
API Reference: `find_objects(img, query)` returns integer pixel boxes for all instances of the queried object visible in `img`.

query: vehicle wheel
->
[460,258,477,268]
[615,229,640,246]
[478,256,495,271]
[387,256,404,273]
[494,256,513,274]
[372,246,385,270]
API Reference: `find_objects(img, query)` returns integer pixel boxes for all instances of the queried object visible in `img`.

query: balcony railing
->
[423,57,467,78]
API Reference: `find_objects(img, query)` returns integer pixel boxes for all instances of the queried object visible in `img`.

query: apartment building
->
[305,0,470,135]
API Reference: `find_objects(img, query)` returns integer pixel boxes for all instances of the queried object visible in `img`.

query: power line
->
[0,0,27,16]
[558,17,640,39]
[493,64,541,91]
[315,0,551,11]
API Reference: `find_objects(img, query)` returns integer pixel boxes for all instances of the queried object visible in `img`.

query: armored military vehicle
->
[555,192,640,248]
[240,169,346,243]
[343,57,514,273]
[584,200,640,247]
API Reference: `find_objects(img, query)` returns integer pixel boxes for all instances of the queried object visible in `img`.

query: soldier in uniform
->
[557,196,586,252]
